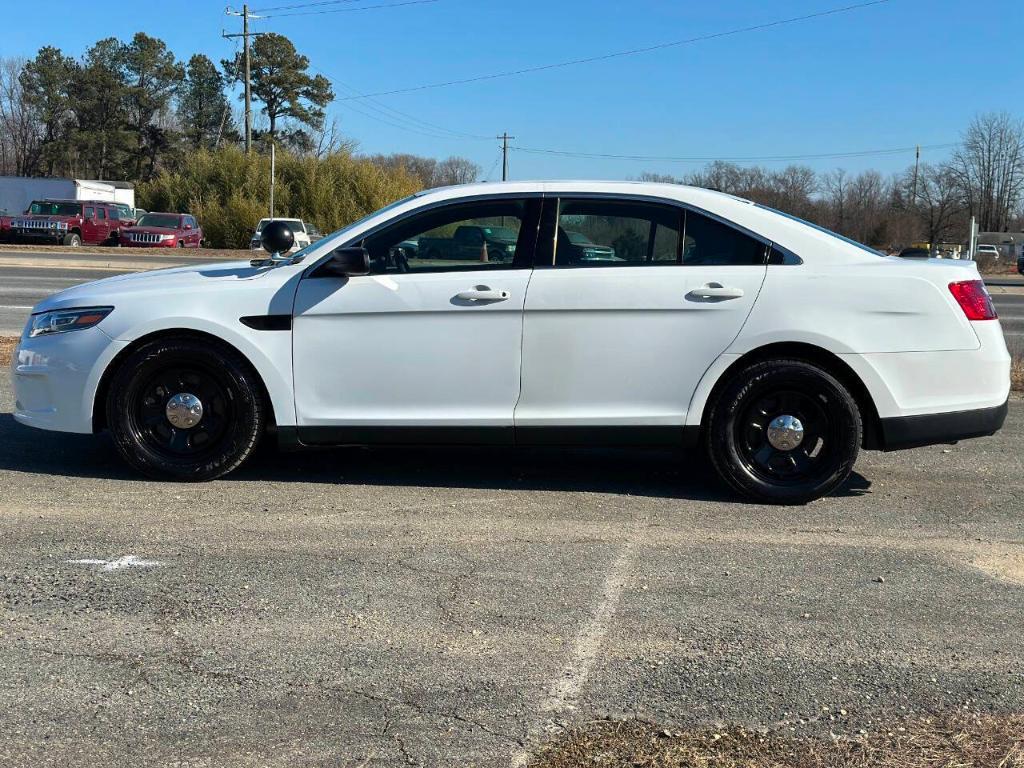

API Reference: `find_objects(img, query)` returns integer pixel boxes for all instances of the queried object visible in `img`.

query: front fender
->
[103,317,296,428]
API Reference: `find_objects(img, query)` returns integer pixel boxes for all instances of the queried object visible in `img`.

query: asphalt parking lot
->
[1,372,1023,767]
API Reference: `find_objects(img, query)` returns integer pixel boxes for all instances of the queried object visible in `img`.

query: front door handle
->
[455,288,510,302]
[687,283,745,300]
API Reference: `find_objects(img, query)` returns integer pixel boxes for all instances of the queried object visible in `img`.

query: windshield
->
[755,203,885,257]
[256,218,304,233]
[29,201,80,216]
[136,214,181,229]
[482,226,517,239]
[272,193,424,266]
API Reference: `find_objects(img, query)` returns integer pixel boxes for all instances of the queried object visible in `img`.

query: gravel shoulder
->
[0,378,1022,767]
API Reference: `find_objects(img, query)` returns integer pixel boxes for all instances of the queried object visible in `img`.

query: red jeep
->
[10,199,123,247]
[119,212,204,248]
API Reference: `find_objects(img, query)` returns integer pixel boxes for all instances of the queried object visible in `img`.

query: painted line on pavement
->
[510,539,637,767]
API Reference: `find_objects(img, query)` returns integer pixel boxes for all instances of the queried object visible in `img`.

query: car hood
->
[33,260,275,312]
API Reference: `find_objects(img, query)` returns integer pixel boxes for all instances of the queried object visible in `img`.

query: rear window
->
[755,203,884,257]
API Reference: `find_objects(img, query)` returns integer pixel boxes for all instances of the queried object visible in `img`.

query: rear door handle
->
[455,288,510,302]
[687,283,745,300]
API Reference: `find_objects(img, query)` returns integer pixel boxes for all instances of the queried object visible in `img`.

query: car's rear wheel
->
[106,338,266,481]
[63,232,81,247]
[705,359,861,505]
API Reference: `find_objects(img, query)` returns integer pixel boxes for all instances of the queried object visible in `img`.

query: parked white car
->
[249,217,311,252]
[10,182,1010,503]
[975,243,1000,261]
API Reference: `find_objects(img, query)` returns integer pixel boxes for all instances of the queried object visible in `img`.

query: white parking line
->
[510,539,636,767]
[0,305,33,310]
[67,555,164,571]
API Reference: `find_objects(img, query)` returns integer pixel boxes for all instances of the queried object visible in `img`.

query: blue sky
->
[4,0,1022,180]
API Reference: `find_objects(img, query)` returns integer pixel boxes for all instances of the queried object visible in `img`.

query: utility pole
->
[224,5,263,154]
[910,144,920,204]
[497,132,514,181]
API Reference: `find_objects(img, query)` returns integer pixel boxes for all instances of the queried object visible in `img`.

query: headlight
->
[29,307,113,338]
[159,234,174,241]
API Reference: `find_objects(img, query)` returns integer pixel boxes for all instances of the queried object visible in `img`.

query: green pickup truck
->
[417,224,518,262]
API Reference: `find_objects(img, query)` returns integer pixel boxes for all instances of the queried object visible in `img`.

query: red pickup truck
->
[119,212,204,248]
[10,199,124,247]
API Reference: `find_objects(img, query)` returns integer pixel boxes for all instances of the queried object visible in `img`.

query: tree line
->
[1,31,1021,251]
[640,112,1024,250]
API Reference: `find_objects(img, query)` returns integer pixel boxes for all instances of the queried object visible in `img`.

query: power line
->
[507,142,958,165]
[306,64,492,141]
[263,0,438,18]
[251,0,372,12]
[338,0,892,100]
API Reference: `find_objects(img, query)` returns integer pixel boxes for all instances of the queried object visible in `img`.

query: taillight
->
[949,280,998,320]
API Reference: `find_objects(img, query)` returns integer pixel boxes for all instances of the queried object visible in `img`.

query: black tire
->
[64,232,82,247]
[106,338,266,481]
[705,359,861,505]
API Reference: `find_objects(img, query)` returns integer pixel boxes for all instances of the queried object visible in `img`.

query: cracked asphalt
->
[1,373,1023,767]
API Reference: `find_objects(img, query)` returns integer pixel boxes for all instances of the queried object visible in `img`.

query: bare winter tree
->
[0,57,42,176]
[432,156,480,186]
[906,163,966,246]
[951,112,1024,232]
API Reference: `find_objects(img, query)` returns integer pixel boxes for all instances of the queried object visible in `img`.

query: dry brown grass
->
[0,336,16,367]
[1012,357,1024,392]
[531,715,1024,768]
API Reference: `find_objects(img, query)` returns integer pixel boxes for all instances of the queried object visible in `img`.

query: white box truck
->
[0,177,132,215]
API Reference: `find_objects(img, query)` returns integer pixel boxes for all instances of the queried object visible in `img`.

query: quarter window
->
[362,198,538,275]
[554,199,681,267]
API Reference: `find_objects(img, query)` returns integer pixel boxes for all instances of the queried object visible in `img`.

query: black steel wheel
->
[706,359,861,504]
[106,338,266,481]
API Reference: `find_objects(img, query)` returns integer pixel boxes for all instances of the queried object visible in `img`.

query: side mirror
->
[322,246,370,277]
[261,220,295,256]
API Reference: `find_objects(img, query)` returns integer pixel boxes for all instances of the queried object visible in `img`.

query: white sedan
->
[10,182,1011,503]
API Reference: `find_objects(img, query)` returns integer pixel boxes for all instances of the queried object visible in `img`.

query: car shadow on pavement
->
[0,413,872,503]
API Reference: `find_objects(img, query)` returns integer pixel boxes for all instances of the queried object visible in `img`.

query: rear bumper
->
[878,398,1008,450]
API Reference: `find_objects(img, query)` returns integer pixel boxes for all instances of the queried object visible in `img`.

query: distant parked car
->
[113,203,137,227]
[250,218,310,253]
[119,212,203,248]
[563,231,618,262]
[1017,249,1023,275]
[10,199,123,246]
[976,244,1000,261]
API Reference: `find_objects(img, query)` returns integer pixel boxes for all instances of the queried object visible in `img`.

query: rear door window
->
[682,210,767,266]
[552,199,682,267]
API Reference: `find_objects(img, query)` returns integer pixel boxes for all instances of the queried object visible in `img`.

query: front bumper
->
[11,327,126,434]
[120,237,177,247]
[879,398,1009,450]
[12,230,65,244]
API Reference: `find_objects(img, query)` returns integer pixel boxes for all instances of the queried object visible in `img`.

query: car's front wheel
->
[106,338,266,481]
[63,232,81,247]
[705,359,861,505]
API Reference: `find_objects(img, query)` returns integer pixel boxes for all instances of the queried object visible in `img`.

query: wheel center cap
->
[166,392,203,429]
[767,414,804,451]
